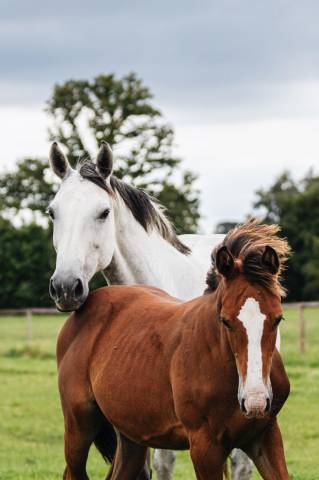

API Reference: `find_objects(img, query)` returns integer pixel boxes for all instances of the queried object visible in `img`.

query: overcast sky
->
[1,0,319,230]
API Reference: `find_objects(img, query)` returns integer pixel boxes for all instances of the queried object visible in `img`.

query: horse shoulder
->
[56,287,113,367]
[270,350,290,412]
[56,314,77,368]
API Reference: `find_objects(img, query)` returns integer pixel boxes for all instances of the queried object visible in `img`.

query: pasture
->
[0,307,318,480]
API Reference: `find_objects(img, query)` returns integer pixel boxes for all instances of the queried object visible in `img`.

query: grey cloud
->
[1,0,319,118]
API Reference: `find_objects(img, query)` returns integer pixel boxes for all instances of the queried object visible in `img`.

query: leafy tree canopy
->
[46,72,200,233]
[0,73,200,234]
[0,72,201,307]
[214,221,238,234]
[0,158,56,218]
[254,170,319,300]
[0,218,55,308]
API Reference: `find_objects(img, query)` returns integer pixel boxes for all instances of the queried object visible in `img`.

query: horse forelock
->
[78,162,191,255]
[206,219,291,297]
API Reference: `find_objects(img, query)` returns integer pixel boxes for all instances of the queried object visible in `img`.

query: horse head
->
[207,220,290,418]
[48,142,115,311]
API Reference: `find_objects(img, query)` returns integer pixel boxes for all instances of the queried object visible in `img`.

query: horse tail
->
[94,419,151,480]
[93,416,117,464]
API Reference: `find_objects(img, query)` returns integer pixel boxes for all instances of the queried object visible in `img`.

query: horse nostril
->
[241,398,247,413]
[49,278,57,299]
[73,278,84,299]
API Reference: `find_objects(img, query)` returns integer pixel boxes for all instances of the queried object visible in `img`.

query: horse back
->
[57,284,182,368]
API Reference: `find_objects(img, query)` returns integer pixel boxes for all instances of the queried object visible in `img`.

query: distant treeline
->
[216,171,319,302]
[1,167,319,307]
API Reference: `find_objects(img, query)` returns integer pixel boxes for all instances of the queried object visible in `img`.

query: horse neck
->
[104,198,202,299]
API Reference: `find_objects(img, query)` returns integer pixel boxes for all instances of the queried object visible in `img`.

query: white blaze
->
[237,297,266,390]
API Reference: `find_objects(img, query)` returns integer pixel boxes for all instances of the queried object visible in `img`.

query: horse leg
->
[110,432,149,480]
[189,427,227,480]
[230,449,253,480]
[62,402,103,480]
[153,449,176,480]
[63,425,94,480]
[245,419,289,480]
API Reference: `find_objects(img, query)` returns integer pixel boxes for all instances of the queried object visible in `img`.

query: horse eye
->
[221,318,233,330]
[98,208,110,220]
[46,208,55,220]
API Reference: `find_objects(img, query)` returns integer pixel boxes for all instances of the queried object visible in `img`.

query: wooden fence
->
[0,307,59,345]
[283,301,319,354]
[0,303,318,353]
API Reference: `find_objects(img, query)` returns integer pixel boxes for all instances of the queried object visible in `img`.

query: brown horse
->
[57,221,291,480]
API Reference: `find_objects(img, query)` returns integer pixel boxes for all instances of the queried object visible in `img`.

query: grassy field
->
[0,307,318,479]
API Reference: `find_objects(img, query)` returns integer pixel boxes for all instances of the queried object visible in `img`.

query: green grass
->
[0,308,318,479]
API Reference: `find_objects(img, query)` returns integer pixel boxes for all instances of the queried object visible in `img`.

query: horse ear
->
[49,142,71,179]
[216,246,235,278]
[96,142,113,179]
[262,245,280,274]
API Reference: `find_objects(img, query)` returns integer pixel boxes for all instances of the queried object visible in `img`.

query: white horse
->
[48,141,253,480]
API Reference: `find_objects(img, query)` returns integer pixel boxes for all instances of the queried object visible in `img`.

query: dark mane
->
[206,219,291,296]
[78,162,191,255]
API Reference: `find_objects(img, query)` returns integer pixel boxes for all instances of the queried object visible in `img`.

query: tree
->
[0,157,56,220]
[214,221,238,234]
[0,73,201,307]
[0,73,200,233]
[254,171,319,301]
[0,218,55,308]
[47,72,200,233]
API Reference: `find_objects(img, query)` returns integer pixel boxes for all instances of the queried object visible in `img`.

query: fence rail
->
[284,301,319,309]
[0,308,59,316]
[1,302,318,353]
[0,307,60,345]
[284,301,319,354]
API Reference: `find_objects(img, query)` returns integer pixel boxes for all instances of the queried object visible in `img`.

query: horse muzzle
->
[239,385,272,419]
[49,274,88,311]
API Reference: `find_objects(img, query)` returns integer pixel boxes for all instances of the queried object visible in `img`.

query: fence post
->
[299,304,305,355]
[26,309,33,346]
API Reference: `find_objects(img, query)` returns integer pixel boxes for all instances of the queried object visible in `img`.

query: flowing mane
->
[206,219,291,296]
[78,162,191,255]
